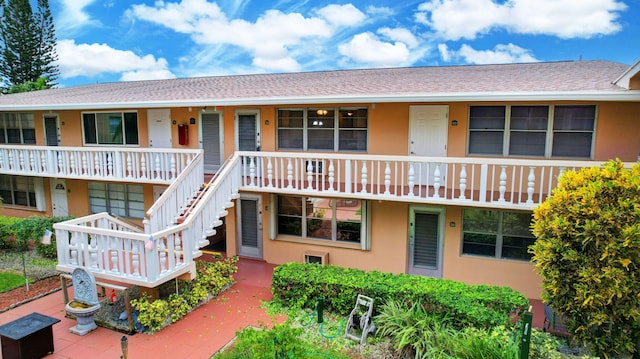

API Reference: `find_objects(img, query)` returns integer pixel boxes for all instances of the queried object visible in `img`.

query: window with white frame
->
[277,195,364,244]
[88,182,144,219]
[83,112,139,145]
[277,108,367,151]
[468,105,595,158]
[0,113,35,144]
[462,208,535,261]
[0,175,37,208]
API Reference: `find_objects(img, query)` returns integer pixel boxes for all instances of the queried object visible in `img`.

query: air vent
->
[303,251,329,265]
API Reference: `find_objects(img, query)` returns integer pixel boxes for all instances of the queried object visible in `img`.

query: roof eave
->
[613,60,640,89]
[0,90,638,111]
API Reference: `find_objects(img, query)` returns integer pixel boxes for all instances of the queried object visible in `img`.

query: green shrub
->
[215,324,307,359]
[130,293,170,332]
[132,257,238,332]
[375,300,520,359]
[531,160,640,357]
[272,262,528,329]
[8,215,74,258]
[0,216,21,249]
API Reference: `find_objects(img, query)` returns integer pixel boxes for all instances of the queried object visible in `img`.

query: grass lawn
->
[0,271,31,293]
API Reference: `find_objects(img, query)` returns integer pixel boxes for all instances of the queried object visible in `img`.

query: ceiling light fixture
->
[316,109,328,116]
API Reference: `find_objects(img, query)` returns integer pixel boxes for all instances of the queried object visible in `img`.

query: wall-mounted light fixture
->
[451,120,458,126]
[201,106,207,113]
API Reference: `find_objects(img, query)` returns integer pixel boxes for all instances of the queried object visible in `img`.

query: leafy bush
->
[7,215,74,258]
[0,216,21,249]
[531,160,640,357]
[272,262,528,329]
[375,300,520,359]
[213,322,352,359]
[214,324,307,359]
[132,257,238,332]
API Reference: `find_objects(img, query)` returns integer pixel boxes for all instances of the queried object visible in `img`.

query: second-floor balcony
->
[2,144,631,288]
[235,151,622,211]
[0,145,201,184]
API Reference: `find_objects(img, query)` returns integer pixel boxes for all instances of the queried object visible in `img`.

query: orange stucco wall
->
[224,197,542,298]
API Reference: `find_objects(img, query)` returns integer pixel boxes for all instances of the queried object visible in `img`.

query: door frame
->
[408,105,449,156]
[50,178,69,217]
[199,109,224,174]
[236,193,263,259]
[43,113,60,146]
[234,109,261,151]
[408,206,445,277]
[147,108,172,148]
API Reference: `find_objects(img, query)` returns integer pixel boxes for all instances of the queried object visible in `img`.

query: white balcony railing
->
[236,152,632,210]
[0,145,201,184]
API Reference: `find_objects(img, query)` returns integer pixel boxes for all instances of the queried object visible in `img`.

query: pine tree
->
[0,0,58,91]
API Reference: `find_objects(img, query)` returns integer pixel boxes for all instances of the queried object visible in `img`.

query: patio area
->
[0,257,546,359]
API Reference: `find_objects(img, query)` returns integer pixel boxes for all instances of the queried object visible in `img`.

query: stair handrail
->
[145,150,204,233]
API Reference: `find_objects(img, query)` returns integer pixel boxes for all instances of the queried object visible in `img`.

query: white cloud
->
[338,32,411,67]
[366,6,395,17]
[439,43,539,64]
[127,1,365,72]
[315,4,366,27]
[56,0,100,35]
[416,0,627,40]
[56,39,175,81]
[378,27,420,49]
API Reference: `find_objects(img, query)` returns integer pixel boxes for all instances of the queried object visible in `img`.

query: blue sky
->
[50,0,640,87]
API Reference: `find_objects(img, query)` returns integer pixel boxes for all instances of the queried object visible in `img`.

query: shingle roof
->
[0,60,636,110]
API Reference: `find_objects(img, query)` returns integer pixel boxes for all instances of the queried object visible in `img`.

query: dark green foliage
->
[7,76,48,93]
[531,160,640,357]
[0,216,21,249]
[215,324,307,359]
[0,215,72,257]
[271,262,528,329]
[0,0,58,91]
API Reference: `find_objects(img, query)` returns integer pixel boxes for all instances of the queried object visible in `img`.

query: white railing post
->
[327,160,335,192]
[498,165,507,202]
[458,164,467,199]
[479,163,488,202]
[526,166,535,204]
[407,163,415,197]
[433,164,441,198]
[384,161,391,195]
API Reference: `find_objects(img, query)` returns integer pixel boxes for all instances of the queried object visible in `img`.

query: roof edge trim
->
[1,91,638,111]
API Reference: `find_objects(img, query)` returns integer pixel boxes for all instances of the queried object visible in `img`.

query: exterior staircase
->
[54,152,241,288]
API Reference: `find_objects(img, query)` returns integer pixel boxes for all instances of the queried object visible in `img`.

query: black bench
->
[0,312,60,359]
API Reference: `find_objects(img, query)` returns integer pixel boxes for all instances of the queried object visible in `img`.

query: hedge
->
[0,215,73,258]
[271,262,529,329]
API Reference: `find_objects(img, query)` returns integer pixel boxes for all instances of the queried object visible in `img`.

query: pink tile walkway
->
[0,258,281,359]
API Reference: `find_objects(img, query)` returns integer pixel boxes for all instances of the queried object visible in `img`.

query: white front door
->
[408,207,444,277]
[236,194,262,258]
[409,105,448,157]
[409,105,449,187]
[50,179,69,217]
[147,109,172,148]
